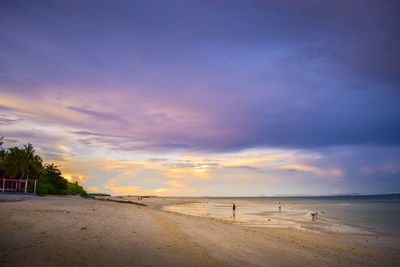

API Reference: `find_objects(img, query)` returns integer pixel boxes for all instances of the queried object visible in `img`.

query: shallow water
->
[164,194,400,236]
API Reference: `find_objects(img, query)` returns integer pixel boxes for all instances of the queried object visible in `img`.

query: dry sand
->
[0,195,399,266]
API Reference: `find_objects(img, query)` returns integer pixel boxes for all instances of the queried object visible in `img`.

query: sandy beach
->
[0,196,399,267]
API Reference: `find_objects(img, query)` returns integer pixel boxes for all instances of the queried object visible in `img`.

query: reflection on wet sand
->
[164,200,376,235]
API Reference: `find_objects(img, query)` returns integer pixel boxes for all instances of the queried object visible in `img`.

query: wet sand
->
[0,195,399,266]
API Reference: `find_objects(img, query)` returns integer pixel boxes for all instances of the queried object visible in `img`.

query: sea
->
[164,194,400,236]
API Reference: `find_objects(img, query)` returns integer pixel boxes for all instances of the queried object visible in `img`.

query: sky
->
[0,0,399,196]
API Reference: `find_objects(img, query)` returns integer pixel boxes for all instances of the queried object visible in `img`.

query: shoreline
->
[1,195,399,266]
[123,196,400,263]
[158,198,391,237]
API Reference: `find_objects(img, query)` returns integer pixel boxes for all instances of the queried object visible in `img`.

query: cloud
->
[164,180,185,188]
[1,23,400,152]
[88,186,101,193]
[67,106,127,125]
[281,164,344,178]
[58,145,71,153]
[0,115,18,125]
[1,0,399,195]
[361,163,400,176]
[105,184,196,196]
[146,158,168,162]
[63,174,86,185]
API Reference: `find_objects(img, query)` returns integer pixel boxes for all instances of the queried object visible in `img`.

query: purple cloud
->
[0,0,399,194]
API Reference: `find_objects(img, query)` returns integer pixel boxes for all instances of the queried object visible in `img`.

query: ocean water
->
[164,194,400,236]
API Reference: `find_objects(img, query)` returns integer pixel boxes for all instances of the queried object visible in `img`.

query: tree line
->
[0,137,87,196]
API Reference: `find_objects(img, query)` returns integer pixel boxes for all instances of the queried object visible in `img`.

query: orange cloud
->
[104,184,179,196]
[41,145,341,196]
[164,180,185,187]
[164,167,212,179]
[63,173,87,184]
[0,92,89,125]
[88,186,101,193]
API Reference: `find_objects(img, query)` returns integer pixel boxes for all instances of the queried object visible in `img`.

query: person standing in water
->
[232,203,236,216]
[278,202,281,212]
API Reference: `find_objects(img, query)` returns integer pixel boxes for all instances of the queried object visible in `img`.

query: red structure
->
[1,178,37,194]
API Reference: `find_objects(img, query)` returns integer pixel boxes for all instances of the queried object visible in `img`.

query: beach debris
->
[80,227,87,231]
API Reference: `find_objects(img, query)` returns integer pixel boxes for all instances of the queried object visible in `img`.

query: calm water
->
[164,194,400,236]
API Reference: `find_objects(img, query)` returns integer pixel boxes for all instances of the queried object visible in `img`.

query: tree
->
[0,144,43,179]
[66,181,88,197]
[21,143,43,179]
[39,164,68,194]
[0,139,87,196]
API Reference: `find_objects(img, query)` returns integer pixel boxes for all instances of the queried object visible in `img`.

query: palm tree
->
[21,143,43,179]
[2,147,22,178]
[1,144,43,179]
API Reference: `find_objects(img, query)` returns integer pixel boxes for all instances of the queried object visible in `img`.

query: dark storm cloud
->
[0,0,399,151]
